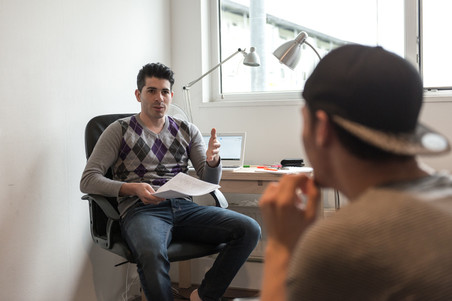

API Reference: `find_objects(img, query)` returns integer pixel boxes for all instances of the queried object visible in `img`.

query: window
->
[421,0,452,89]
[215,0,451,101]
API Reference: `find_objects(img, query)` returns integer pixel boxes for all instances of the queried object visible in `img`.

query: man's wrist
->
[261,239,292,301]
[206,157,220,168]
[119,182,136,196]
[265,239,292,264]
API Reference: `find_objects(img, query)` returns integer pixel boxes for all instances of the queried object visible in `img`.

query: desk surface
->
[188,166,313,194]
[218,166,313,194]
[223,166,312,178]
[221,169,281,181]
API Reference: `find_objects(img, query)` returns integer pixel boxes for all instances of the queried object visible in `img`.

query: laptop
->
[202,132,246,169]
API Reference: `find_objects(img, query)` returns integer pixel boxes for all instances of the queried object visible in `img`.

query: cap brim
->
[333,115,451,156]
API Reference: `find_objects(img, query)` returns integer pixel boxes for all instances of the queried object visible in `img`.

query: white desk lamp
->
[273,32,341,210]
[273,31,321,69]
[182,47,260,122]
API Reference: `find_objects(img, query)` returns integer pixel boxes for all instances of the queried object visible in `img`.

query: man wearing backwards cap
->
[259,44,452,301]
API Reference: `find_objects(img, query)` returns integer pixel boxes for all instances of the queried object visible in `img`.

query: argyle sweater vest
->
[113,115,192,189]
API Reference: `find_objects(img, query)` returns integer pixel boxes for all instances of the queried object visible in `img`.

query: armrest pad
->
[209,189,228,208]
[82,194,120,220]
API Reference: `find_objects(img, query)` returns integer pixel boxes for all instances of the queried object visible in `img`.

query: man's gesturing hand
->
[206,128,221,167]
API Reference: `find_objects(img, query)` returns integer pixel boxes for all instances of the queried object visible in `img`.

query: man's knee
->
[246,216,261,242]
[233,213,261,243]
[135,244,169,270]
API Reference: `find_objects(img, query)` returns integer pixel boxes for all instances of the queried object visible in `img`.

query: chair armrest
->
[209,189,228,208]
[81,194,120,220]
[82,194,120,250]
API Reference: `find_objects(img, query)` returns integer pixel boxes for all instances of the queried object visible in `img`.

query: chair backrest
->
[84,113,136,262]
[85,113,134,159]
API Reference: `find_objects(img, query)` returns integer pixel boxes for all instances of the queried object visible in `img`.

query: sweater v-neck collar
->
[135,114,167,136]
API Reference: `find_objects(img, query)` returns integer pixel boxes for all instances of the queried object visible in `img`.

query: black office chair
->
[81,113,227,292]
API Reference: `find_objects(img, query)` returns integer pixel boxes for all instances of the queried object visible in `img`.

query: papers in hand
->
[152,172,220,199]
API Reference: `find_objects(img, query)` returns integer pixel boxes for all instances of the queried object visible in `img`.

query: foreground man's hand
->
[259,173,321,301]
[260,173,321,252]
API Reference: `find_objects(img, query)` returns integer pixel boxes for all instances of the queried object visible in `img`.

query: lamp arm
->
[183,87,193,123]
[182,47,248,122]
[304,41,322,60]
[183,48,244,89]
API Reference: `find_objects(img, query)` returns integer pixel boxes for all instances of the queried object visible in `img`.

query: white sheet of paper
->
[152,172,220,199]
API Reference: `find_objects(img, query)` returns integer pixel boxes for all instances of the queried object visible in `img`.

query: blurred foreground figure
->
[260,44,452,301]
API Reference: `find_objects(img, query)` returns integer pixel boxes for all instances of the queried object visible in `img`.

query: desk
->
[219,169,284,194]
[218,168,339,211]
[190,166,313,195]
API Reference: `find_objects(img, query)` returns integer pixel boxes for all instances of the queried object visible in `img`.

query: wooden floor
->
[172,284,260,301]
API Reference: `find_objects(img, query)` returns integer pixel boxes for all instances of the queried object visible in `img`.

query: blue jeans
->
[120,199,261,301]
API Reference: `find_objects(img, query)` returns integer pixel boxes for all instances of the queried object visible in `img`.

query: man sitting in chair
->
[80,62,261,301]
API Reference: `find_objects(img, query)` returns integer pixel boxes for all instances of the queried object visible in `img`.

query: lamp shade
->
[243,47,260,66]
[273,31,309,70]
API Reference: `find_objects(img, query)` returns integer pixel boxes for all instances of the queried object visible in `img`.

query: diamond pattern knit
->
[113,115,191,188]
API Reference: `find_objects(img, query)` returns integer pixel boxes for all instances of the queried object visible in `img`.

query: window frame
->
[208,0,303,105]
[204,0,449,106]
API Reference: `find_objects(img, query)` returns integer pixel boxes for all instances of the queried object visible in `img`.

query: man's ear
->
[315,110,333,147]
[135,89,141,102]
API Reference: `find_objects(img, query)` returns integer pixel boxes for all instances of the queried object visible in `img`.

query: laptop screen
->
[202,133,246,167]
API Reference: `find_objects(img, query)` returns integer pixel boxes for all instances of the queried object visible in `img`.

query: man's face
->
[135,76,173,121]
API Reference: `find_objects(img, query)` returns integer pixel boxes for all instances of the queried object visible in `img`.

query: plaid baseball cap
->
[302,44,450,156]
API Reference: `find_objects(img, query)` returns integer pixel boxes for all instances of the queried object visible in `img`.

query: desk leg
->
[178,260,191,288]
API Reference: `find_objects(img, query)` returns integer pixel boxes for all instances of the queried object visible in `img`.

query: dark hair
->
[306,104,411,162]
[137,63,175,92]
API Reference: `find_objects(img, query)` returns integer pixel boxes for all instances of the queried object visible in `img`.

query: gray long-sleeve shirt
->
[80,114,221,216]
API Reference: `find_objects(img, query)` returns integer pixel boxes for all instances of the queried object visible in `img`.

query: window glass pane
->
[219,0,404,95]
[422,0,452,89]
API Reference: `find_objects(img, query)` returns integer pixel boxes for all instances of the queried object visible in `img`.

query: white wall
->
[0,0,171,300]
